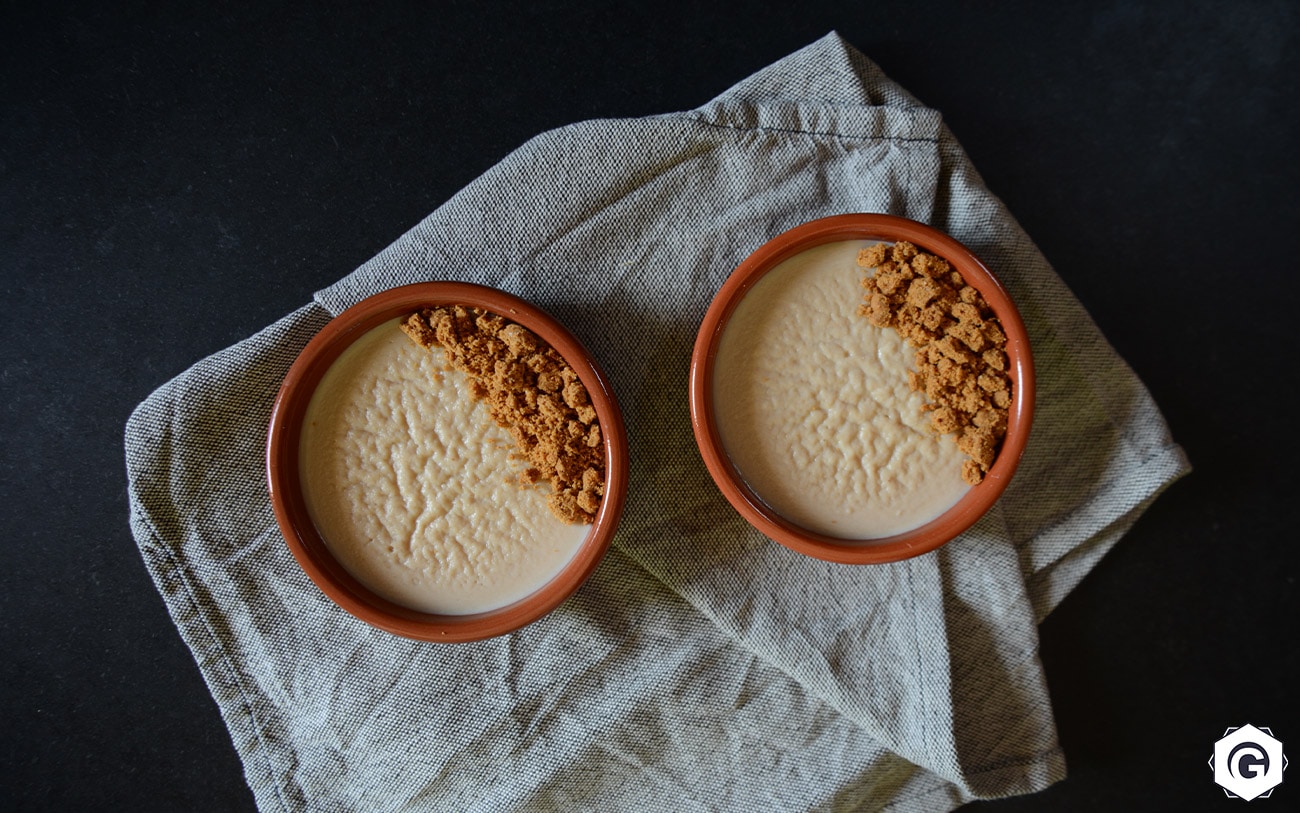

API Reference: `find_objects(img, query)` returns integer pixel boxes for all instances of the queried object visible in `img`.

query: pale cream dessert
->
[299,318,589,615]
[712,240,970,539]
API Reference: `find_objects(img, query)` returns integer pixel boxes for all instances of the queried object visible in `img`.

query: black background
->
[3,1,1297,810]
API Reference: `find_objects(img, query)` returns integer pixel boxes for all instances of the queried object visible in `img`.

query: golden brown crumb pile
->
[400,306,604,524]
[856,241,1012,485]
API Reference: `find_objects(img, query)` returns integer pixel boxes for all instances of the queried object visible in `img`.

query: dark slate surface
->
[3,2,1296,810]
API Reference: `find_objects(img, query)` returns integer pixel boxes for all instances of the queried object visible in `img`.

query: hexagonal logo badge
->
[1210,724,1287,800]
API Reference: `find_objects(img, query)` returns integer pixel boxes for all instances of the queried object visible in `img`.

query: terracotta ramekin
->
[689,213,1034,564]
[266,282,628,642]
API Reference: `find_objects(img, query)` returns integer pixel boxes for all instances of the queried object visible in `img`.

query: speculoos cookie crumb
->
[856,241,1012,485]
[400,306,604,523]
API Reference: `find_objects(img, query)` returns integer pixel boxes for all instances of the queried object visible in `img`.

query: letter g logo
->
[1211,724,1287,800]
[1228,742,1270,780]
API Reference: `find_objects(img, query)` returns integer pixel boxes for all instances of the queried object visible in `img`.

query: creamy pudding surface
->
[713,240,970,539]
[299,318,589,615]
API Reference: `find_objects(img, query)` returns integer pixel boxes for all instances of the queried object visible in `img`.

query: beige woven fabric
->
[126,32,1189,812]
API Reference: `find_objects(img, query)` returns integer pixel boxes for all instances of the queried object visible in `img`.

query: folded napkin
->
[125,32,1189,811]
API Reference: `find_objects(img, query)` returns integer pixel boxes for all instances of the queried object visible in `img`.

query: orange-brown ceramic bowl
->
[266,282,628,642]
[690,214,1033,564]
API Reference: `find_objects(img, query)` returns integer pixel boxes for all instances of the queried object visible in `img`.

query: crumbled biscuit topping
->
[401,306,604,524]
[856,241,1012,485]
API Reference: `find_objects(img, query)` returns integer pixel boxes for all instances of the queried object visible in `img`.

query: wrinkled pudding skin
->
[712,240,971,540]
[298,318,589,616]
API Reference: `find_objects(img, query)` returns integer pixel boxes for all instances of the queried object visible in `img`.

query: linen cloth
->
[125,32,1190,811]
